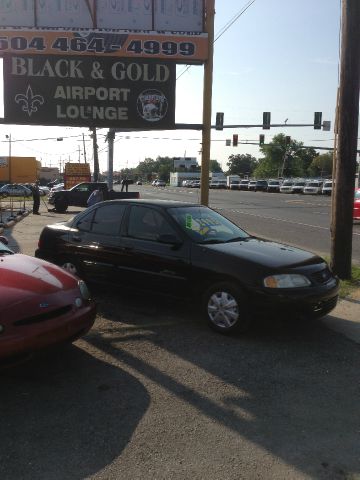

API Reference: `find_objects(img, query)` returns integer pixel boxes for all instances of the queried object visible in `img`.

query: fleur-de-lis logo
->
[15,85,45,117]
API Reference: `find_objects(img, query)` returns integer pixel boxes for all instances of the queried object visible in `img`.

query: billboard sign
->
[64,162,91,189]
[3,54,176,129]
[0,1,204,31]
[0,30,207,61]
[0,1,207,61]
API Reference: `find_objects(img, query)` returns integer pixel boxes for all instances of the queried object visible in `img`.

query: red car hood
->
[0,254,77,311]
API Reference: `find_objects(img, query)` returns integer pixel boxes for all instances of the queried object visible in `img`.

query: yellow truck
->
[0,156,38,184]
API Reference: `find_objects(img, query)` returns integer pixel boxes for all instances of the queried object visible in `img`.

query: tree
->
[254,133,317,178]
[308,152,333,177]
[209,159,223,172]
[226,154,257,176]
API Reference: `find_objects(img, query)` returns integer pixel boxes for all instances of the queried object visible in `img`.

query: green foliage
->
[226,154,257,176]
[308,152,333,177]
[339,264,360,298]
[134,156,173,181]
[254,133,320,178]
[210,159,223,173]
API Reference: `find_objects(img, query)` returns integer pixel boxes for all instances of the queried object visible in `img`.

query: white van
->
[304,180,323,195]
[322,180,333,195]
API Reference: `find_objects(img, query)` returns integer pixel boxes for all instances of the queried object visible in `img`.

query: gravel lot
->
[1,204,360,480]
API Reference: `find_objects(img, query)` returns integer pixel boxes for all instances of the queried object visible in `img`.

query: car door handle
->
[72,235,82,242]
[122,246,133,252]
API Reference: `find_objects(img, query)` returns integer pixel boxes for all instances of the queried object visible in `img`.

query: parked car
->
[154,180,166,187]
[210,180,227,189]
[304,180,323,195]
[39,186,50,196]
[322,180,333,195]
[0,184,32,197]
[239,179,250,190]
[229,181,240,190]
[247,180,257,191]
[354,188,360,221]
[254,180,268,192]
[50,183,65,192]
[291,180,306,194]
[280,180,294,193]
[267,180,281,193]
[190,180,201,188]
[185,180,196,188]
[35,199,339,334]
[136,181,142,185]
[0,235,96,363]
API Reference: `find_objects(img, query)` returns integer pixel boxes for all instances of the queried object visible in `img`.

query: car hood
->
[202,238,322,269]
[0,254,78,311]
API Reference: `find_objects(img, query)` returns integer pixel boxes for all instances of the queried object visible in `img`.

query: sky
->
[0,0,344,174]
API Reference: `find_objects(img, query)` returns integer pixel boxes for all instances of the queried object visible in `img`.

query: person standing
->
[121,177,129,192]
[31,181,40,215]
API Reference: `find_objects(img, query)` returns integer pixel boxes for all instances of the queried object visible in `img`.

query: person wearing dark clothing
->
[31,182,41,215]
[121,178,129,192]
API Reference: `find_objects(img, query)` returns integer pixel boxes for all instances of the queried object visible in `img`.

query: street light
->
[5,134,11,183]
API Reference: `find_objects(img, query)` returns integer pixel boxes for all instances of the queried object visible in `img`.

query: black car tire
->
[54,198,68,213]
[202,282,251,334]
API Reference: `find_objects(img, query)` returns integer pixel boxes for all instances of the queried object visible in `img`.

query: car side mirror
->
[158,234,183,247]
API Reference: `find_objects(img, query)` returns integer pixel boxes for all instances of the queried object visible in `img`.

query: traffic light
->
[233,134,238,147]
[263,112,271,129]
[216,112,224,130]
[259,134,265,145]
[285,136,291,145]
[314,112,322,129]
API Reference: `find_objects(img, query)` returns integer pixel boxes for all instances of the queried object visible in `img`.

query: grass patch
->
[338,264,360,298]
[323,257,360,298]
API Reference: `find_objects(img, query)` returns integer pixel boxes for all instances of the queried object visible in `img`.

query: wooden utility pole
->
[91,127,99,181]
[200,0,215,206]
[330,0,360,279]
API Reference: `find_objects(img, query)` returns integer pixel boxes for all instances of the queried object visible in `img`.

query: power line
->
[177,0,257,80]
[0,134,88,143]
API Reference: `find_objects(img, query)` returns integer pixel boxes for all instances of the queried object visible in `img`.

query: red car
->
[354,188,360,221]
[0,236,96,363]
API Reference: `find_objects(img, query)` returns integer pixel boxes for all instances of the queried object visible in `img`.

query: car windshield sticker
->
[184,214,223,236]
[185,214,192,229]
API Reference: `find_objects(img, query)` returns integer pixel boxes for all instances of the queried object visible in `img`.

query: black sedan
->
[35,200,339,334]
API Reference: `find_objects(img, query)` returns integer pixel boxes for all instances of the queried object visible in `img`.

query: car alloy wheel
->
[60,260,79,276]
[203,282,250,333]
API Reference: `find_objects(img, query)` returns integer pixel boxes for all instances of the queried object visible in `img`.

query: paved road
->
[136,185,360,264]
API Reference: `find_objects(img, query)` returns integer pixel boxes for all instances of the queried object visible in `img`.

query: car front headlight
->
[78,280,91,300]
[263,274,311,289]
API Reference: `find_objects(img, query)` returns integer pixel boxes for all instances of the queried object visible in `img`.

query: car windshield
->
[294,182,305,186]
[307,182,320,187]
[355,190,360,199]
[282,181,293,186]
[168,206,250,244]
